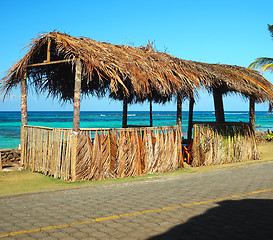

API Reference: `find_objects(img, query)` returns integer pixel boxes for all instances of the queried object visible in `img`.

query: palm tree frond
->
[261,63,273,73]
[249,57,273,72]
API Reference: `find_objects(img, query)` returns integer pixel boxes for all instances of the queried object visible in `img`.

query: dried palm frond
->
[1,31,273,107]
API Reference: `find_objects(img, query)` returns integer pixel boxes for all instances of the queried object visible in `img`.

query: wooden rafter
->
[26,59,72,68]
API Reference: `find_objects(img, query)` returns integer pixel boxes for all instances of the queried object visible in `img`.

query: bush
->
[265,130,273,141]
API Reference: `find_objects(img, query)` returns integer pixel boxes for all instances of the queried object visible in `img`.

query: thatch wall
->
[21,126,73,179]
[21,125,182,180]
[191,123,258,166]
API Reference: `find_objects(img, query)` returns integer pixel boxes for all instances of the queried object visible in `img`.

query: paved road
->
[1,161,273,240]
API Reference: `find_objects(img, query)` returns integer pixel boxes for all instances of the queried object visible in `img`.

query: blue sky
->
[0,0,273,111]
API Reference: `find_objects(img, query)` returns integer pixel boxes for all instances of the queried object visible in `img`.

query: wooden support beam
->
[187,97,195,143]
[213,88,225,123]
[73,60,82,132]
[0,151,2,171]
[249,96,255,130]
[122,98,128,128]
[20,72,27,166]
[70,134,77,181]
[27,59,72,68]
[21,72,27,126]
[149,100,153,127]
[177,94,182,126]
[46,38,51,62]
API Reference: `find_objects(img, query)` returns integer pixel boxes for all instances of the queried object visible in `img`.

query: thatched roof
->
[1,31,273,107]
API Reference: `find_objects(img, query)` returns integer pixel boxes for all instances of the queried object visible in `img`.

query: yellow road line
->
[1,187,273,238]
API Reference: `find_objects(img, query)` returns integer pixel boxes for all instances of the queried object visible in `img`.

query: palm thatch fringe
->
[76,133,93,180]
[191,123,258,167]
[20,125,183,180]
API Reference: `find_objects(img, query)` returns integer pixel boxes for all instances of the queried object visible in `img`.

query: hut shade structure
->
[2,31,273,174]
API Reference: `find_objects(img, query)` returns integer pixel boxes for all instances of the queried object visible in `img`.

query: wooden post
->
[187,97,195,143]
[249,96,255,130]
[0,151,2,171]
[70,134,77,181]
[122,98,128,128]
[46,38,51,62]
[177,94,182,126]
[20,72,27,167]
[213,88,225,123]
[73,60,82,132]
[149,100,153,127]
[21,72,27,126]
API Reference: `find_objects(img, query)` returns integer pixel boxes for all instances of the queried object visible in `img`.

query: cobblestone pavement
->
[1,161,273,240]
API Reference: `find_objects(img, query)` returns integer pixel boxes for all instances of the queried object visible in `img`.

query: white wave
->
[128,114,136,116]
[225,113,248,115]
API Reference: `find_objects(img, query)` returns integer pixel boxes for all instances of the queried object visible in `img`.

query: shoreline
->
[1,110,272,149]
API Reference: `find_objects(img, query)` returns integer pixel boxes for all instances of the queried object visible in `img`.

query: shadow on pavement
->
[148,199,273,240]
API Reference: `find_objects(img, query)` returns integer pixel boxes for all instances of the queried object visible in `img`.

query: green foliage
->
[248,57,273,73]
[266,131,273,141]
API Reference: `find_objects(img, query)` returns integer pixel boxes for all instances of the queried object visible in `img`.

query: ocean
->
[0,111,273,149]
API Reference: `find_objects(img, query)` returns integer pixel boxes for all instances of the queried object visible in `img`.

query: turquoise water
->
[0,111,273,149]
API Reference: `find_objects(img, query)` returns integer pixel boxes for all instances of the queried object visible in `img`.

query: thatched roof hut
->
[2,31,273,106]
[1,32,199,104]
[2,31,272,177]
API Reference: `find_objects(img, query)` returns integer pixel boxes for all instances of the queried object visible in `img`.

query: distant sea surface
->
[0,111,273,149]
